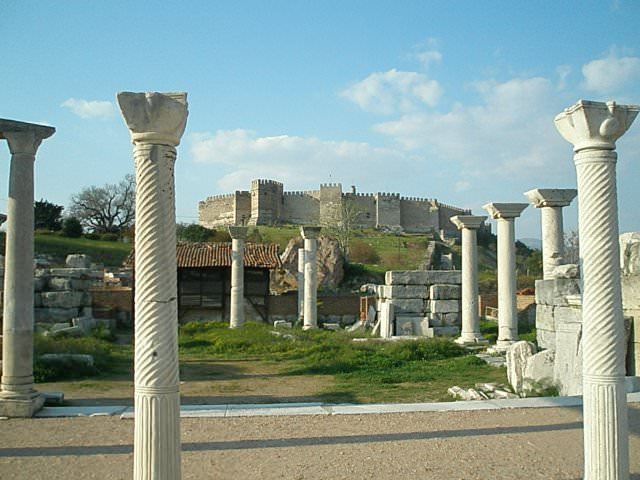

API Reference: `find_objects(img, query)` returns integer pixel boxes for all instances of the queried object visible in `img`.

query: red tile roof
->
[124,242,282,269]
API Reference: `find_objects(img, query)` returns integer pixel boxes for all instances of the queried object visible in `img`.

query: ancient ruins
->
[198,178,470,235]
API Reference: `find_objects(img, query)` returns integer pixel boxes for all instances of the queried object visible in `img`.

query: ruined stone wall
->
[282,192,320,224]
[249,179,283,225]
[198,193,236,228]
[375,193,401,229]
[400,197,439,233]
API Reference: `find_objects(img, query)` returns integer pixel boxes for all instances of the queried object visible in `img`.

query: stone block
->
[40,291,86,308]
[39,353,94,367]
[394,315,429,336]
[430,284,461,300]
[622,276,640,310]
[536,328,556,350]
[429,299,459,314]
[47,325,84,337]
[535,304,555,331]
[524,349,555,385]
[506,341,537,394]
[379,301,394,339]
[430,312,460,327]
[380,285,429,299]
[534,278,581,306]
[34,307,80,323]
[554,305,582,325]
[430,326,459,337]
[33,276,48,292]
[385,270,461,286]
[66,254,91,268]
[553,322,583,396]
[322,323,341,331]
[389,298,425,314]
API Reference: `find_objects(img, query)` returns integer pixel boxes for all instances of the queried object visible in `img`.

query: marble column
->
[228,226,248,328]
[0,120,55,418]
[555,100,639,480]
[301,226,321,330]
[483,202,528,351]
[451,215,488,345]
[523,188,577,279]
[297,247,305,323]
[118,91,188,480]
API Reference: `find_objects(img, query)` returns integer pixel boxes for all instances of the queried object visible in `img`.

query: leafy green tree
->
[34,199,63,231]
[61,216,83,238]
[176,223,215,242]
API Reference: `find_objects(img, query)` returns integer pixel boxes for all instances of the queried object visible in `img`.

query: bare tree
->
[564,230,580,264]
[322,198,363,261]
[68,174,135,234]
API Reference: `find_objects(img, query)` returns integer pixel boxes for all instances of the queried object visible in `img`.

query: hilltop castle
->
[198,179,470,235]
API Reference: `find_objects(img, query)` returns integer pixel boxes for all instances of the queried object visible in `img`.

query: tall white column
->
[118,91,188,480]
[451,215,487,345]
[297,247,305,323]
[555,100,638,480]
[301,226,321,330]
[483,202,528,351]
[228,226,248,328]
[0,120,55,418]
[523,188,577,279]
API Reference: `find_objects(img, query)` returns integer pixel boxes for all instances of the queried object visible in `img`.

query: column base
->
[488,339,517,353]
[0,391,45,417]
[455,335,489,346]
[302,325,317,331]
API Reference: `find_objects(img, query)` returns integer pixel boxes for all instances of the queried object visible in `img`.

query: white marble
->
[483,202,528,350]
[297,247,305,322]
[555,99,639,480]
[228,226,248,328]
[118,91,188,480]
[451,215,487,344]
[0,120,55,418]
[300,226,321,329]
[524,188,577,279]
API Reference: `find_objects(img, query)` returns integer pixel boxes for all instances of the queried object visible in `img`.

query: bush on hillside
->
[61,217,83,238]
[349,240,380,264]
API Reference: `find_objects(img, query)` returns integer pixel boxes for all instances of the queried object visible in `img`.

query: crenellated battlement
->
[283,191,314,197]
[344,192,375,198]
[400,196,433,202]
[436,201,471,214]
[203,192,236,202]
[251,179,283,187]
[320,182,342,189]
[376,192,401,199]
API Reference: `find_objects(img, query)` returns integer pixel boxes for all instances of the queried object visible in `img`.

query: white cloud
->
[340,69,442,115]
[409,38,443,68]
[556,65,571,90]
[582,53,640,94]
[190,129,414,192]
[61,98,115,119]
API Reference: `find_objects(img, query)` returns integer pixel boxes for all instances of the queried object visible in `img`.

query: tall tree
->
[34,199,64,231]
[68,174,135,234]
[322,198,363,261]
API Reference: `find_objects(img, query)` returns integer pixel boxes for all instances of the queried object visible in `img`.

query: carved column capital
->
[117,92,188,146]
[554,100,639,152]
[228,226,248,240]
[451,215,486,231]
[0,119,55,156]
[482,202,528,220]
[300,225,321,240]
[524,188,577,208]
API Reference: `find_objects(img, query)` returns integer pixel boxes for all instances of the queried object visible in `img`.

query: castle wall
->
[437,202,471,235]
[400,198,439,233]
[282,192,320,224]
[198,193,236,228]
[249,179,283,225]
[375,193,401,229]
[319,183,343,224]
[233,191,251,225]
[344,193,376,228]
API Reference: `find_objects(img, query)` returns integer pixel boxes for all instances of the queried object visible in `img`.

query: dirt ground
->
[1,403,639,479]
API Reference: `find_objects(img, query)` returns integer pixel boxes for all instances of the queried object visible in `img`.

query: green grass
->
[34,232,132,266]
[479,318,537,345]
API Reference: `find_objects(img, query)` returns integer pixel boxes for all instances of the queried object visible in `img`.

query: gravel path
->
[1,403,639,479]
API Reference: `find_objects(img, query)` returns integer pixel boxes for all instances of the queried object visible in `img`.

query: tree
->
[322,198,363,261]
[61,216,83,238]
[34,199,63,231]
[564,230,580,264]
[68,174,135,234]
[176,223,215,243]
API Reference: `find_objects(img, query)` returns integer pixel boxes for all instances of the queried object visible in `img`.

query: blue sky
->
[1,1,639,239]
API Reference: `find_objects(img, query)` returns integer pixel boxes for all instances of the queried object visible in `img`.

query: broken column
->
[297,247,305,323]
[451,215,487,345]
[523,188,577,279]
[483,202,528,350]
[301,226,321,330]
[0,119,55,417]
[118,91,188,480]
[228,226,248,328]
[555,99,638,480]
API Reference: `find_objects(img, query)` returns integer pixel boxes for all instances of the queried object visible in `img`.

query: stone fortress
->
[198,179,471,235]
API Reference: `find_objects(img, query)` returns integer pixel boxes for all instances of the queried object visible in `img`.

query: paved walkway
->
[0,393,638,479]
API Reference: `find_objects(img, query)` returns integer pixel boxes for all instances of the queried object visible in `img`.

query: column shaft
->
[303,238,317,329]
[576,150,628,479]
[230,237,245,328]
[297,248,305,322]
[497,218,518,347]
[540,206,564,278]
[458,228,484,342]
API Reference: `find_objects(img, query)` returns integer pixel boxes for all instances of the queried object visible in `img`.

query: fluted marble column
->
[0,120,55,417]
[451,215,487,345]
[301,226,321,330]
[118,92,188,480]
[523,188,577,279]
[297,247,305,323]
[555,100,639,480]
[228,226,248,328]
[483,202,528,351]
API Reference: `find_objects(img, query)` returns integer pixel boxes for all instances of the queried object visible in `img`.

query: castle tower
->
[248,179,283,225]
[319,183,343,224]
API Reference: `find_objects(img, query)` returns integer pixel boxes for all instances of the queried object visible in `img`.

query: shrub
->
[100,233,119,242]
[61,217,83,238]
[84,232,100,240]
[349,241,380,264]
